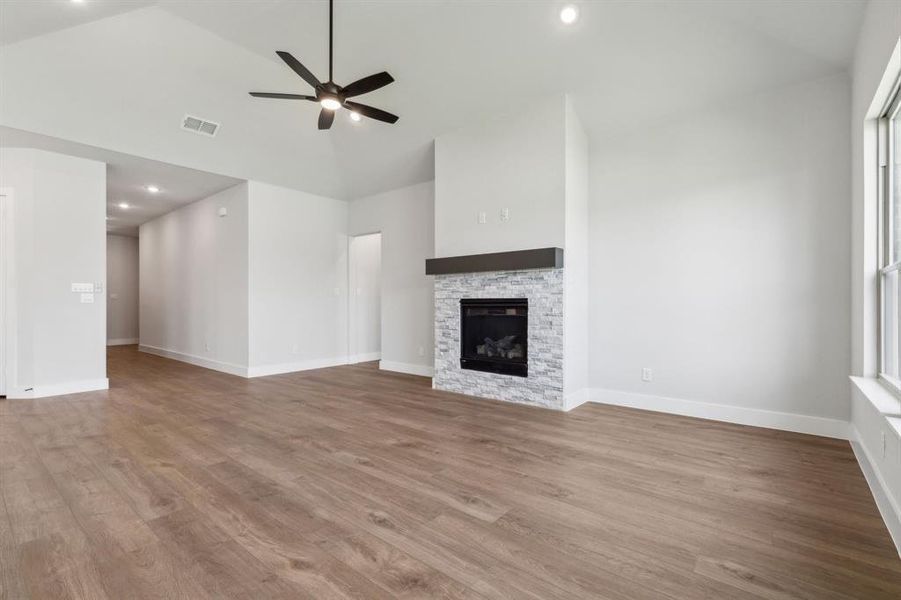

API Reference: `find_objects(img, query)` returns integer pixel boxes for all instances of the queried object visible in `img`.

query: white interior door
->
[348,233,382,363]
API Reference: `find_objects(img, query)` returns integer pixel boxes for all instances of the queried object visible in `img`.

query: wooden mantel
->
[425,247,564,275]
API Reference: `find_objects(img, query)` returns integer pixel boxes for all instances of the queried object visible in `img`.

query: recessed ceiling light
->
[71,0,85,4]
[349,112,361,122]
[145,185,160,193]
[118,202,129,209]
[560,5,579,24]
[320,97,341,111]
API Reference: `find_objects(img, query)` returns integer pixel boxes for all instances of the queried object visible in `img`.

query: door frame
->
[347,231,382,364]
[0,188,16,397]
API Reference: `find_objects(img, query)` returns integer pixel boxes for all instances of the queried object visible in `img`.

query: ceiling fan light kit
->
[249,0,398,130]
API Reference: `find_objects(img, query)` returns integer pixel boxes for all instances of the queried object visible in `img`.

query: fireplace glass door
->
[459,298,528,377]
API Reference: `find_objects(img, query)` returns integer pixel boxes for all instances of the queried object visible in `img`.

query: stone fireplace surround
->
[433,267,565,410]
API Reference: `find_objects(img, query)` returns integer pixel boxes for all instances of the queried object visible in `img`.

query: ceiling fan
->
[249,0,398,130]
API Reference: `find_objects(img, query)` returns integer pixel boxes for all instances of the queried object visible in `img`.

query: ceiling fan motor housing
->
[318,83,344,104]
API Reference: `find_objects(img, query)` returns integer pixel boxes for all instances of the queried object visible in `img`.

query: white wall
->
[106,234,139,344]
[849,0,901,554]
[139,182,249,375]
[138,179,351,378]
[588,74,851,430]
[564,97,589,406]
[0,148,107,397]
[434,97,565,257]
[247,181,348,376]
[349,181,435,376]
[137,178,425,379]
[349,233,382,362]
[851,380,901,554]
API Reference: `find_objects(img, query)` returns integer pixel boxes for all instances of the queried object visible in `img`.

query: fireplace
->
[460,298,528,377]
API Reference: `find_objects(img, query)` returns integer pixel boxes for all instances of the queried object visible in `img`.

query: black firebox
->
[460,298,528,377]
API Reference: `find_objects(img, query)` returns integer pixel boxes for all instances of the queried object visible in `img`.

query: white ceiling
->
[0,0,867,200]
[0,126,242,236]
[0,0,155,45]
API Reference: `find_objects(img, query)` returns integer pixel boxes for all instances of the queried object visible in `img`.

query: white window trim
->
[877,76,901,399]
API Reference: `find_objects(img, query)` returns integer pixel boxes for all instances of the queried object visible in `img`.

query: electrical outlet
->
[500,208,510,222]
[204,342,211,352]
[478,211,487,224]
[641,367,652,382]
[418,346,425,357]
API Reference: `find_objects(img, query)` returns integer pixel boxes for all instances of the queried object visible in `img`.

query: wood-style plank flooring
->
[1,345,899,599]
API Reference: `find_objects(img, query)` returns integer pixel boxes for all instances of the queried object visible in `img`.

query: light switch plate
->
[80,293,94,304]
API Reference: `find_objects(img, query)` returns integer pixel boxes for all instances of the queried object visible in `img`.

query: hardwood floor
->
[1,346,899,599]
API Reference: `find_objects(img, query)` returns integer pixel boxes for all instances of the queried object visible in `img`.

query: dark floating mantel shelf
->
[425,247,564,275]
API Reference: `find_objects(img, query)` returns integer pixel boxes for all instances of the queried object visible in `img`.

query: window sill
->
[850,376,901,438]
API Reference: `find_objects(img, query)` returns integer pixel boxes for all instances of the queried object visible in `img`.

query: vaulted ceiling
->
[0,0,866,200]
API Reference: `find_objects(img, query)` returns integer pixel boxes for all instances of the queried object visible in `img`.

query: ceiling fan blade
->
[343,101,399,124]
[318,108,336,130]
[342,71,394,98]
[249,92,316,100]
[276,51,321,90]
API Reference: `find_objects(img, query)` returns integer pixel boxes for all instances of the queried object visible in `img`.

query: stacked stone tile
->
[433,268,565,409]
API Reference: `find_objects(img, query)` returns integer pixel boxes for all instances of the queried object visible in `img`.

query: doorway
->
[348,232,382,364]
[106,234,140,347]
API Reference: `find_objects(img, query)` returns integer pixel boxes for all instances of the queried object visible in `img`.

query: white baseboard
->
[139,344,249,377]
[851,428,901,558]
[379,360,434,378]
[589,388,850,440]
[137,346,383,379]
[348,352,382,364]
[247,356,349,378]
[8,378,109,399]
[564,388,590,412]
[107,338,139,346]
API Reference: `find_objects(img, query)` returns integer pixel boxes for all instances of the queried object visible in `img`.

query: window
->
[879,82,901,389]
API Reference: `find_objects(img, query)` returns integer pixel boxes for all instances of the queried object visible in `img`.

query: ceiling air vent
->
[181,114,220,137]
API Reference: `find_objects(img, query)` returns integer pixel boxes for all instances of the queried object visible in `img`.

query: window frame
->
[878,78,901,395]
